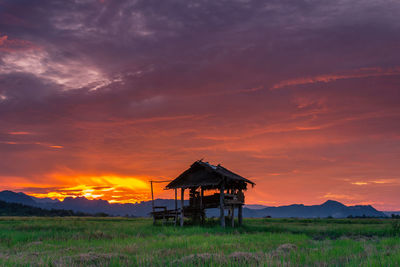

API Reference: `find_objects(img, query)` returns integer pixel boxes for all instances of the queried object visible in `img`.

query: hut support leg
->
[231,206,235,227]
[150,181,155,225]
[174,189,178,226]
[180,188,185,227]
[238,205,243,226]
[220,183,225,228]
[200,187,205,225]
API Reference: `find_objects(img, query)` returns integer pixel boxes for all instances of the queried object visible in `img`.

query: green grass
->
[0,217,399,266]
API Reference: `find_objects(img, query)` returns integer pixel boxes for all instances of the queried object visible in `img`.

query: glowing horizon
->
[2,169,399,210]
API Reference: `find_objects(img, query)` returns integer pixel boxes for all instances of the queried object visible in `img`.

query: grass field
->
[0,217,399,266]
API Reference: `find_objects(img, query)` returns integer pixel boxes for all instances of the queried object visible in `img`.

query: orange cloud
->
[0,34,37,52]
[49,145,63,149]
[322,193,357,200]
[3,141,18,145]
[0,35,7,45]
[271,67,400,90]
[351,182,368,186]
[8,131,30,135]
[372,179,398,184]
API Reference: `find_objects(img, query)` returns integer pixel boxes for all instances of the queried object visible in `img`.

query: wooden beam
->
[220,182,225,227]
[180,188,185,227]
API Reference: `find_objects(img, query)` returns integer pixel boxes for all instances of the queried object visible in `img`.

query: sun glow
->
[89,176,149,190]
[25,175,153,204]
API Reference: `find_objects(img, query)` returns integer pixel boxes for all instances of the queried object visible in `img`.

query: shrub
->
[391,220,400,236]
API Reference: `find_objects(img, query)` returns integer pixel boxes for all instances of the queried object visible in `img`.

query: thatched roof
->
[165,160,255,190]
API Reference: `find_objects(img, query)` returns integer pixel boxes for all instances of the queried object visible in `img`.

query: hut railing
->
[191,192,245,208]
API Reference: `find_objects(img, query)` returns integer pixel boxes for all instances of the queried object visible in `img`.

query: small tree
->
[392,220,400,236]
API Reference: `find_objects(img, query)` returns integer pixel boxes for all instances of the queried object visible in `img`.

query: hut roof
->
[165,160,255,190]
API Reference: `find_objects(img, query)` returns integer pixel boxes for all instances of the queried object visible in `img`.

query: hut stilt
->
[180,188,184,227]
[231,206,235,227]
[238,205,243,226]
[220,182,225,227]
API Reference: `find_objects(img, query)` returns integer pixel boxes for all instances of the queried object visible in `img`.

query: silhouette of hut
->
[150,160,255,227]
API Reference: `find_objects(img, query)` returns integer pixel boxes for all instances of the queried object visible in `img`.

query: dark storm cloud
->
[3,0,400,90]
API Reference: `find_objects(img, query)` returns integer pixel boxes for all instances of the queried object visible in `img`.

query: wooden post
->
[150,181,155,225]
[238,205,243,226]
[180,188,185,227]
[174,189,178,226]
[200,187,204,225]
[220,182,225,227]
[238,189,243,226]
[200,187,203,209]
[231,206,235,227]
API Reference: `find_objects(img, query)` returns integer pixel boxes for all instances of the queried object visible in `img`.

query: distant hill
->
[49,197,186,217]
[0,190,37,206]
[383,211,400,217]
[240,200,386,218]
[0,191,183,216]
[30,196,60,204]
[0,190,387,218]
[0,200,90,217]
[244,204,270,209]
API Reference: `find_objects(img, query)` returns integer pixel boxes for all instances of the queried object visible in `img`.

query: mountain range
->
[0,190,388,218]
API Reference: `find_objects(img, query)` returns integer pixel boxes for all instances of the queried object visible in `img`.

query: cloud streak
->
[271,67,400,90]
[0,34,37,52]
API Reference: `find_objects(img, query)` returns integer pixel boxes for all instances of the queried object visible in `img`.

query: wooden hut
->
[151,160,255,227]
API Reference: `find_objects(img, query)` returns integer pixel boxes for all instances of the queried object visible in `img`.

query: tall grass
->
[0,217,399,266]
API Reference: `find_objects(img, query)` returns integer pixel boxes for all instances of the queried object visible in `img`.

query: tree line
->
[0,200,109,217]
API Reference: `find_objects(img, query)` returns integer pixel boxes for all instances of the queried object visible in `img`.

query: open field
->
[0,217,400,266]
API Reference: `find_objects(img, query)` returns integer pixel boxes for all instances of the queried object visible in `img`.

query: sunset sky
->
[1,0,400,210]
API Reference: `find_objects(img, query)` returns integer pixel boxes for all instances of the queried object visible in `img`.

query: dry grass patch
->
[229,251,263,265]
[54,252,127,267]
[176,253,222,265]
